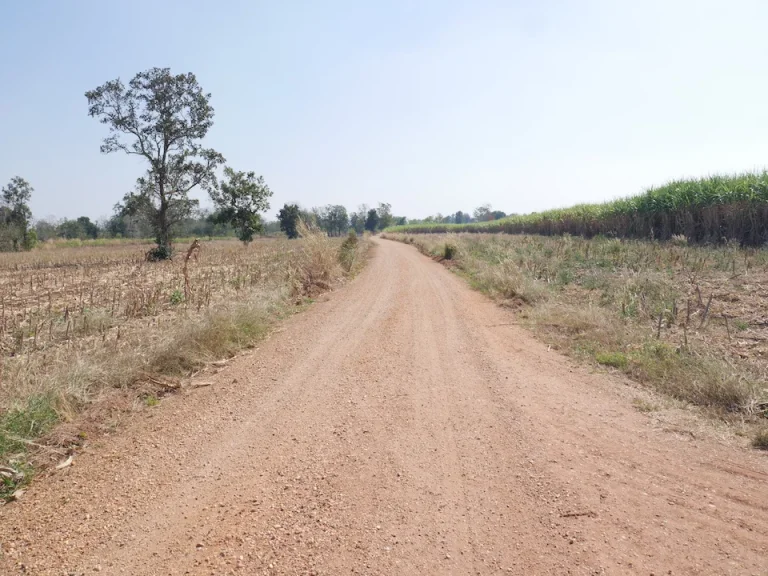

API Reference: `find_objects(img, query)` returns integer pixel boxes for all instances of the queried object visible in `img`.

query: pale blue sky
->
[2,0,768,222]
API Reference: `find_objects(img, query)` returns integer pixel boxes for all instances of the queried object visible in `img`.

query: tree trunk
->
[157,202,170,252]
[153,178,172,260]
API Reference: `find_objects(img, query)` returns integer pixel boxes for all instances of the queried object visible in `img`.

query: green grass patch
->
[595,351,629,369]
[0,394,59,456]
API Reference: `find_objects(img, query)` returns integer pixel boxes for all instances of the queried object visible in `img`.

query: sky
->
[2,0,768,222]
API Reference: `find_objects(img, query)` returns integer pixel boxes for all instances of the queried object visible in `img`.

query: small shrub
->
[146,245,172,261]
[288,221,342,296]
[170,289,184,305]
[752,429,768,450]
[632,398,659,412]
[670,234,688,246]
[734,319,749,331]
[24,229,38,250]
[557,268,574,286]
[144,395,159,407]
[338,231,359,272]
[443,243,458,260]
[595,351,629,369]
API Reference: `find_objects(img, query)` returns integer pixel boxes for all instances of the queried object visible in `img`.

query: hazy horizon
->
[3,0,768,222]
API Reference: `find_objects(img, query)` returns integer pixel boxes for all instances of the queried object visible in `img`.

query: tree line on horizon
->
[1,66,505,253]
[0,185,412,248]
[0,178,414,247]
[275,202,406,239]
[0,175,507,250]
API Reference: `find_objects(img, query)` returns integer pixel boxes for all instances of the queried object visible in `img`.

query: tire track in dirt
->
[0,238,766,575]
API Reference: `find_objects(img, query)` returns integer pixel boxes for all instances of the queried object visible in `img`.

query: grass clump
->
[632,398,659,413]
[595,351,628,369]
[287,221,343,296]
[339,231,359,272]
[752,429,768,450]
[0,395,59,456]
[147,297,275,376]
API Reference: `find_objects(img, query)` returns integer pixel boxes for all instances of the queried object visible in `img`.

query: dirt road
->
[1,238,767,575]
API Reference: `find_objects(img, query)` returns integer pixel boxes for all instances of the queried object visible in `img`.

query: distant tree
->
[454,210,470,224]
[0,207,14,250]
[86,67,224,259]
[57,217,100,240]
[473,204,493,222]
[1,176,34,250]
[58,219,85,239]
[377,202,393,230]
[491,210,506,221]
[77,216,99,239]
[278,203,301,239]
[300,207,318,229]
[34,218,59,242]
[351,205,368,235]
[322,205,349,236]
[394,216,407,226]
[365,208,380,232]
[262,220,282,235]
[350,213,362,235]
[209,167,273,244]
[104,212,129,238]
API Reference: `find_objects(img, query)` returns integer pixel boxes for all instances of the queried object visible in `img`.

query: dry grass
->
[384,232,768,427]
[753,428,768,450]
[0,232,370,496]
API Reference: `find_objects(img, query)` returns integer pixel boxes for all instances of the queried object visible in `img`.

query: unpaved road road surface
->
[1,238,767,575]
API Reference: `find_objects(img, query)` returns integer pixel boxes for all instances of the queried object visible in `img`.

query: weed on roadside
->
[595,351,628,369]
[753,429,768,450]
[339,231,359,272]
[632,398,659,413]
[0,395,59,456]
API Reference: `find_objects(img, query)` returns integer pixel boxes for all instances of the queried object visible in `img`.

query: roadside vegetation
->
[0,230,370,500]
[1,177,36,251]
[384,232,768,444]
[387,172,768,246]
